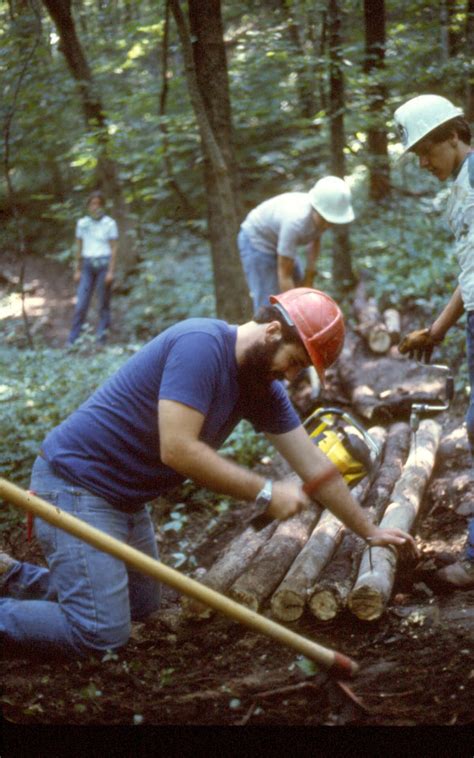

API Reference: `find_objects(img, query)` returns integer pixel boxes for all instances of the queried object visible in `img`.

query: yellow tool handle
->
[0,477,358,678]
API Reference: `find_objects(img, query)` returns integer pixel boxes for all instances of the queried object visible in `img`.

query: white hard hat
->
[308,176,355,224]
[394,94,463,154]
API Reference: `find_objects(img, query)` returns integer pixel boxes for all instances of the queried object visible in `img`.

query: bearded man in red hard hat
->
[0,288,416,658]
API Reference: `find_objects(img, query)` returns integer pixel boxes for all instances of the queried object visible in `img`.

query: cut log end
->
[309,589,341,621]
[230,588,259,613]
[368,326,392,354]
[270,589,305,622]
[347,585,384,621]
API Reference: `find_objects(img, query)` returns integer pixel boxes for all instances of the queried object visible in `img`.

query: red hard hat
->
[269,287,345,384]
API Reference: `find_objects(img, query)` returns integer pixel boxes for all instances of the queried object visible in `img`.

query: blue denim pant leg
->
[463,311,474,562]
[238,229,279,313]
[238,228,303,313]
[0,457,160,657]
[68,259,111,344]
[0,560,54,600]
[95,267,112,343]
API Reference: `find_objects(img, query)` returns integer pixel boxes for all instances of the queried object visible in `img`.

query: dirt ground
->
[1,256,473,744]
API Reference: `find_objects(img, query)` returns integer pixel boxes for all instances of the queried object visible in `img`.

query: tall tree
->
[327,0,354,289]
[170,0,251,322]
[363,0,390,201]
[41,0,132,269]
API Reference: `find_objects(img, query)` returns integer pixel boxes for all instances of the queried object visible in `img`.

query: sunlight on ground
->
[0,292,50,321]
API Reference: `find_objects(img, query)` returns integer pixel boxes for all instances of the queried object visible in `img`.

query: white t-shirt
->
[446,154,474,310]
[76,215,119,259]
[240,192,320,258]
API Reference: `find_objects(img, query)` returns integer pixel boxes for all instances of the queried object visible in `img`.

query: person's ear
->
[264,320,283,344]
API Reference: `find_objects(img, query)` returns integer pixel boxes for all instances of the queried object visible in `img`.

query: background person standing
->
[68,191,119,345]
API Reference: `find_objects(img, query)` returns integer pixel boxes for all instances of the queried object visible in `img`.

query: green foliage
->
[115,220,215,341]
[220,420,272,468]
[0,344,126,489]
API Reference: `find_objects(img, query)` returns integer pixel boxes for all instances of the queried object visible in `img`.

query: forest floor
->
[1,256,473,743]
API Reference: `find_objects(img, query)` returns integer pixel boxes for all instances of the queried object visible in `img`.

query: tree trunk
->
[363,0,390,200]
[348,419,441,621]
[229,507,320,612]
[309,422,410,620]
[327,0,354,290]
[172,0,251,322]
[41,0,133,272]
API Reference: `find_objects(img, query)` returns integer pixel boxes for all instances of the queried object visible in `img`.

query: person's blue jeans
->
[238,228,302,313]
[0,457,160,657]
[68,257,112,344]
[463,311,474,561]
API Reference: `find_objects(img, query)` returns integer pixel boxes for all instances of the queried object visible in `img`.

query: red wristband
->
[302,466,340,496]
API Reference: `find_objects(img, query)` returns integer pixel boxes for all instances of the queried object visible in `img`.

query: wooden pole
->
[0,477,358,677]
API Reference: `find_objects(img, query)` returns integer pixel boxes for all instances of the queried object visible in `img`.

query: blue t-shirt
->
[42,318,300,510]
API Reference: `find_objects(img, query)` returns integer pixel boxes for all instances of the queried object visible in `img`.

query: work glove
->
[398,328,439,363]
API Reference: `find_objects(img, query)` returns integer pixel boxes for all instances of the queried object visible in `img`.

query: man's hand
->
[266,480,311,521]
[73,267,81,284]
[398,327,439,363]
[368,526,419,557]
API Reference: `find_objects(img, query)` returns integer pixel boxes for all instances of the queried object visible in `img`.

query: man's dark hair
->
[87,190,106,207]
[253,303,302,345]
[421,116,472,147]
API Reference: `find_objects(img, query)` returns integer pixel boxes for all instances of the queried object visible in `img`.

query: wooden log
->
[270,427,387,622]
[353,278,391,354]
[348,418,441,621]
[383,308,401,345]
[309,422,411,621]
[181,520,279,618]
[270,509,345,621]
[229,506,321,612]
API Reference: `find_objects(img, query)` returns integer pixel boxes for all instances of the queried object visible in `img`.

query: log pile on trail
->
[180,332,446,626]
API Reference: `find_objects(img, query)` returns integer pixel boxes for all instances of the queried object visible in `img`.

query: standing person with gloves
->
[238,176,355,312]
[68,190,119,346]
[394,94,474,589]
[0,288,417,659]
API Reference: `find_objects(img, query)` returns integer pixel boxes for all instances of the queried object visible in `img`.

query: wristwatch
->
[255,479,273,515]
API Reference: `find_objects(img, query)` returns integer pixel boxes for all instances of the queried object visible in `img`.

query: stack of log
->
[353,277,401,356]
[182,417,441,624]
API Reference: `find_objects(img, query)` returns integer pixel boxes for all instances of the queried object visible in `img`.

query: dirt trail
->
[2,255,84,347]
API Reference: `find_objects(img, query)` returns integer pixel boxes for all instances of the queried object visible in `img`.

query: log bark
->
[348,418,441,621]
[309,422,411,620]
[383,308,401,345]
[229,507,321,612]
[270,508,345,621]
[181,520,278,619]
[353,278,391,354]
[270,427,386,622]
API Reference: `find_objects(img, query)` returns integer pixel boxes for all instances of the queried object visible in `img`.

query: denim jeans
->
[464,311,474,561]
[68,257,112,344]
[238,228,302,313]
[0,457,160,657]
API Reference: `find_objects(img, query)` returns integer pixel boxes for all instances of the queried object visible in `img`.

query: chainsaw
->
[250,406,382,530]
[303,406,382,489]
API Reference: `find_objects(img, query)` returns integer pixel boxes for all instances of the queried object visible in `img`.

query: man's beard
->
[237,338,285,389]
